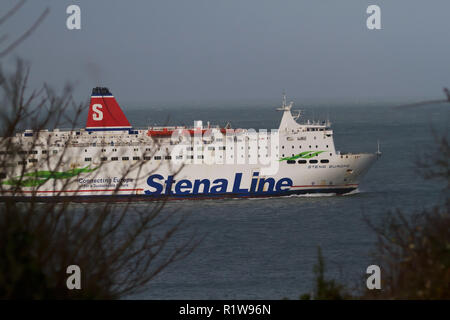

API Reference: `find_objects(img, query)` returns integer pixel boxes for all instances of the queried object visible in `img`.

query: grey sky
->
[2,0,450,105]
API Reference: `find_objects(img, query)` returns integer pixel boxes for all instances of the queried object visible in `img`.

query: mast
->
[277,90,292,111]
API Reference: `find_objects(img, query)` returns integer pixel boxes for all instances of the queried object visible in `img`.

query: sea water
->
[117,102,447,299]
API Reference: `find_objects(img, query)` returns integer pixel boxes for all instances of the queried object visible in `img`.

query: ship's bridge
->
[277,95,332,134]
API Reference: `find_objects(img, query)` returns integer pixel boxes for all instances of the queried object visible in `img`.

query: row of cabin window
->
[286,159,330,164]
[91,146,266,153]
[1,150,56,155]
[18,159,37,164]
[83,155,206,162]
[19,153,265,164]
[4,145,277,155]
[91,146,229,153]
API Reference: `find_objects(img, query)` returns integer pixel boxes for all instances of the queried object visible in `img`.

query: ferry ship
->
[0,87,380,201]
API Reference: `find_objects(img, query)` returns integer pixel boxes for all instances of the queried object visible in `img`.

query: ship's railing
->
[17,125,225,134]
[146,125,222,130]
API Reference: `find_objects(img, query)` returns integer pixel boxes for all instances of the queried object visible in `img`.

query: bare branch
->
[0,7,50,58]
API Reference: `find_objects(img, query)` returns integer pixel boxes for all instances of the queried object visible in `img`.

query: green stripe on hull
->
[279,150,325,161]
[1,166,98,187]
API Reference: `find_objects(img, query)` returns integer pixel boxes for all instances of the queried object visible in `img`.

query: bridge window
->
[111,157,118,161]
[100,157,107,161]
[320,159,329,163]
[133,156,140,160]
[309,159,318,164]
[122,157,129,161]
[298,160,307,164]
[287,160,296,164]
[84,157,92,162]
[165,156,171,160]
[143,156,151,161]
